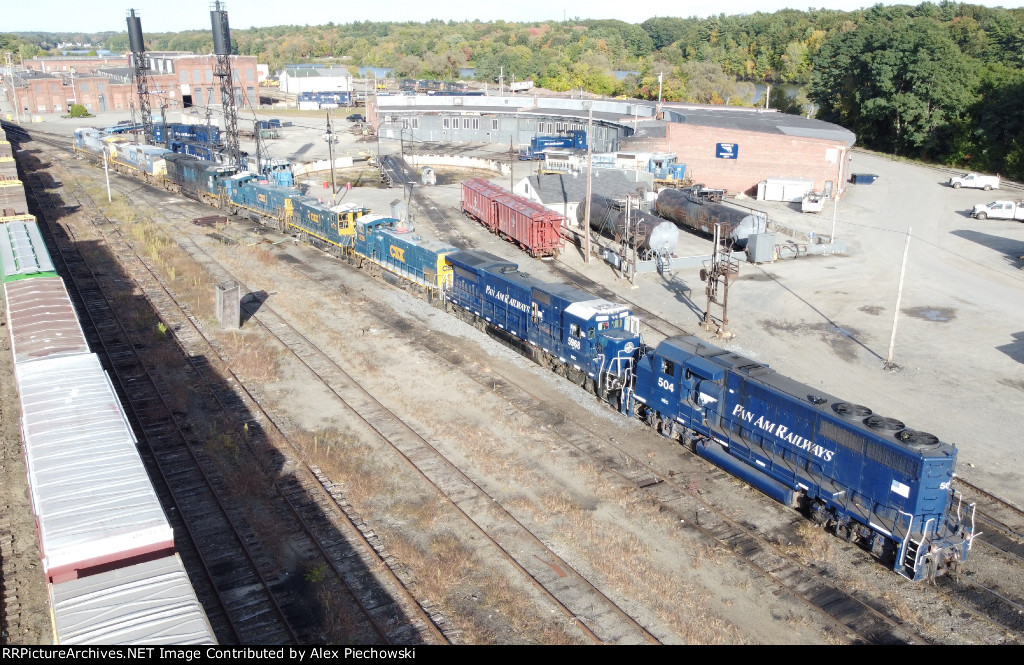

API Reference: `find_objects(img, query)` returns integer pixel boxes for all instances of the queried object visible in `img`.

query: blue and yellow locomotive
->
[354,216,458,290]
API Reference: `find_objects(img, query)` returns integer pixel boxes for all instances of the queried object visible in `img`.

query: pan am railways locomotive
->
[630,336,973,580]
[445,250,642,404]
[69,128,974,580]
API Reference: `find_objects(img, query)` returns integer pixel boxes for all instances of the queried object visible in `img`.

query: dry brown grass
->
[296,425,583,644]
[212,329,285,383]
[784,521,837,569]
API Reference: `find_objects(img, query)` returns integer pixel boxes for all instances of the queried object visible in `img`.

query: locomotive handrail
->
[896,508,914,573]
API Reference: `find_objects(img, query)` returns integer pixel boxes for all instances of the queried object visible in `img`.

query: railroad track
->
[165,233,663,645]
[29,124,1023,644]
[934,478,1024,639]
[378,153,473,249]
[23,162,297,645]
[45,140,661,643]
[25,139,443,644]
[164,201,1023,645]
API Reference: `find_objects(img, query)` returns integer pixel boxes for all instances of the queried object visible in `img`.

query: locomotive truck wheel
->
[975,212,987,220]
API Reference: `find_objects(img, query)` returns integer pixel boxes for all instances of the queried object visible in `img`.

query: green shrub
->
[69,104,89,118]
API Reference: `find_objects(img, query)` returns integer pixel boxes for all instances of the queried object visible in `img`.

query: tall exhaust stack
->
[211,1,240,167]
[127,9,154,144]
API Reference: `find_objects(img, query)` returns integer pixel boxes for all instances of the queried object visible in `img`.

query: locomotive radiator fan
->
[832,402,873,420]
[895,429,942,450]
[865,415,906,431]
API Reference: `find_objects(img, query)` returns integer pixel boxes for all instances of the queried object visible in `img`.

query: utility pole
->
[5,53,20,123]
[160,102,168,147]
[102,151,112,202]
[657,72,663,107]
[620,196,630,280]
[499,66,504,96]
[326,109,337,204]
[508,138,514,191]
[582,103,594,264]
[885,227,912,370]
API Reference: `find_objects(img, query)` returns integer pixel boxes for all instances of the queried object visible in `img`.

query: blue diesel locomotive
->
[631,335,973,580]
[354,216,459,290]
[446,249,641,403]
[67,129,976,581]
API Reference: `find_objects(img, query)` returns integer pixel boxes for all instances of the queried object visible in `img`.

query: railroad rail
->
[168,234,663,645]
[24,137,440,644]
[378,153,473,249]
[22,161,298,645]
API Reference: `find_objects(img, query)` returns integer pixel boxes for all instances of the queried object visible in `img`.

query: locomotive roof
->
[447,249,518,272]
[564,298,630,320]
[655,336,956,458]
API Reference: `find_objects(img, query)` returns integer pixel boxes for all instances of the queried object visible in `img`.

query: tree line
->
[5,3,1024,178]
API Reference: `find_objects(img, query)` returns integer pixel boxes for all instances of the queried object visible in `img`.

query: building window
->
[81,83,89,92]
[246,86,256,106]
[442,118,450,129]
[492,118,499,130]
[37,104,46,111]
[409,117,419,129]
[208,87,214,104]
[462,118,470,129]
[97,83,105,91]
[180,70,188,83]
[206,70,214,84]
[194,69,201,84]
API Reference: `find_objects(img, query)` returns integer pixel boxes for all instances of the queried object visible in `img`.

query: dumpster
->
[851,173,879,185]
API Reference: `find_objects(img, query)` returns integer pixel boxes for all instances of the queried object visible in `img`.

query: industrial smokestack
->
[126,9,145,54]
[211,1,232,56]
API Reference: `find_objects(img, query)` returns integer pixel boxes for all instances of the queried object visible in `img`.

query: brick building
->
[633,105,856,197]
[13,53,260,117]
[24,55,130,74]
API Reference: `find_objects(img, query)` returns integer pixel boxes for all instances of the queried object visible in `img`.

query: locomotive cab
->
[632,340,725,438]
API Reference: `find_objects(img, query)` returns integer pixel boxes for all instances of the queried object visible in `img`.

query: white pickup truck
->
[950,172,1000,190]
[971,200,1024,220]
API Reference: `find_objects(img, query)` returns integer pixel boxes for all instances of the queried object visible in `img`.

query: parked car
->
[347,113,365,123]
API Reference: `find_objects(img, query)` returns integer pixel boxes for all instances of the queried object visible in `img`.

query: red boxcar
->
[461,178,565,257]
[461,178,503,230]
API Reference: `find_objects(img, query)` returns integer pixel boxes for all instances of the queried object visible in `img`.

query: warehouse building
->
[279,65,353,95]
[370,95,855,198]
